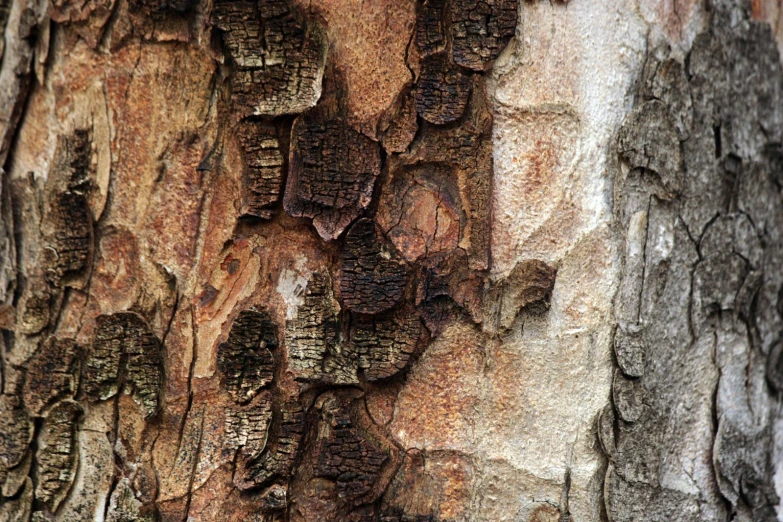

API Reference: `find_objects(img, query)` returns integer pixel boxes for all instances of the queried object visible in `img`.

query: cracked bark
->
[1,0,783,521]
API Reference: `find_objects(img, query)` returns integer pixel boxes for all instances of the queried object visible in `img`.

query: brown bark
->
[0,0,782,521]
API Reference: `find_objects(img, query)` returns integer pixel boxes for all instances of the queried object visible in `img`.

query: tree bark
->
[1,0,783,521]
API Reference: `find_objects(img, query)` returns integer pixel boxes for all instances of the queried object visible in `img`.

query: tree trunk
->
[1,0,783,520]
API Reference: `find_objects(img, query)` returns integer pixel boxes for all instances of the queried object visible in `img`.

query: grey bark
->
[607,3,783,520]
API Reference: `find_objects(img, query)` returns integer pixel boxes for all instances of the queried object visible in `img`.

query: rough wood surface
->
[607,6,783,521]
[1,0,782,520]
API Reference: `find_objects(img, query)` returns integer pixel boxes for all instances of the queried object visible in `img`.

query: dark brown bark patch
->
[22,336,81,417]
[353,307,424,382]
[415,0,447,57]
[212,0,327,117]
[415,52,471,125]
[82,312,163,418]
[312,396,388,506]
[340,218,407,315]
[285,272,345,384]
[41,130,94,288]
[234,399,306,490]
[236,119,284,219]
[34,400,82,512]
[226,391,274,475]
[216,308,277,404]
[450,0,518,71]
[130,0,191,12]
[285,111,382,240]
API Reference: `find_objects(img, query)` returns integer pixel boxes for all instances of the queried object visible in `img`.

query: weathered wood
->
[607,7,783,520]
[0,0,781,520]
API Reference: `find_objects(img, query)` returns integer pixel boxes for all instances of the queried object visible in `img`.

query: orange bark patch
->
[91,227,141,311]
[390,321,484,450]
[194,239,263,379]
[300,0,415,138]
[379,175,462,263]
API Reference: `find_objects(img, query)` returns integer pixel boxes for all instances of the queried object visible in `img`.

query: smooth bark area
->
[1,0,783,521]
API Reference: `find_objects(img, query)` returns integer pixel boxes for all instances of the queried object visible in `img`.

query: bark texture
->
[0,0,782,521]
[607,6,783,520]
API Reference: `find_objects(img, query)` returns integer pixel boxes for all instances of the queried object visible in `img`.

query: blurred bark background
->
[1,0,783,520]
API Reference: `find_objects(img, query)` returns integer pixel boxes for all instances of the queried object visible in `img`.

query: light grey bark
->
[608,3,783,520]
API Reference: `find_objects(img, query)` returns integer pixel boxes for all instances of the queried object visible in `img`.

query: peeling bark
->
[1,0,782,521]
